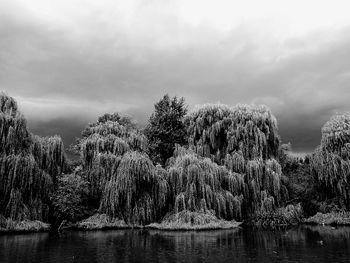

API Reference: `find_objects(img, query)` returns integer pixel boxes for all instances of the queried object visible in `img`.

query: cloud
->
[1,0,350,151]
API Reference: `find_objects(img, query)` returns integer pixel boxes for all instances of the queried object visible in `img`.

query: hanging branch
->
[0,93,65,221]
[184,103,288,217]
[311,113,350,209]
[100,151,168,225]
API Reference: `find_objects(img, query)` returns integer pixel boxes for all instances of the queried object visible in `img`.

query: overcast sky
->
[1,0,350,152]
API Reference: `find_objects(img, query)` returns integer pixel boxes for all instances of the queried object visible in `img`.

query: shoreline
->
[303,212,350,226]
[2,221,350,235]
[0,219,50,235]
[2,212,350,235]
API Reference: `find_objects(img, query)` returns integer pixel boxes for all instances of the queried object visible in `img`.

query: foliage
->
[185,103,279,162]
[96,113,136,129]
[78,113,148,202]
[304,211,350,225]
[249,203,303,228]
[74,213,128,230]
[78,112,170,225]
[311,113,350,209]
[279,144,318,216]
[145,94,187,165]
[147,210,241,230]
[184,103,287,218]
[32,135,65,185]
[0,92,65,222]
[166,147,243,220]
[51,174,89,222]
[0,218,50,233]
[100,151,168,225]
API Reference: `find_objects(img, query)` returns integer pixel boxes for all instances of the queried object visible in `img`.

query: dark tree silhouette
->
[145,94,187,165]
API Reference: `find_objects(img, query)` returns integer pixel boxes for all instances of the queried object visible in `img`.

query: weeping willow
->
[185,104,279,162]
[227,105,280,160]
[78,113,149,201]
[185,104,233,162]
[0,93,65,221]
[166,147,243,220]
[311,113,350,209]
[100,151,168,225]
[32,135,65,185]
[78,112,168,224]
[184,103,288,217]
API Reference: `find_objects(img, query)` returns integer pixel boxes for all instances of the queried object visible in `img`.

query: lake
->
[0,225,349,263]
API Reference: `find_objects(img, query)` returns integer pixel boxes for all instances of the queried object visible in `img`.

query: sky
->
[1,0,350,153]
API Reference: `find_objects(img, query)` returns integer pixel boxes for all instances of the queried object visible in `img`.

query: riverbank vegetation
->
[72,214,128,230]
[0,215,50,233]
[1,92,350,231]
[304,212,350,225]
[147,210,241,230]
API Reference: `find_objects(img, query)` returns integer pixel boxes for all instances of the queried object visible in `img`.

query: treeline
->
[0,92,349,229]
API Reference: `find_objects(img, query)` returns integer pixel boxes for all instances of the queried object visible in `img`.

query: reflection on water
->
[1,226,350,263]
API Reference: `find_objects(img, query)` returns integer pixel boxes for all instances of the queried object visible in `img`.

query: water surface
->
[1,225,349,262]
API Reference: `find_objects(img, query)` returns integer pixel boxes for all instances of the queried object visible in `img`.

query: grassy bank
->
[304,212,350,225]
[0,218,50,234]
[248,204,303,228]
[147,210,241,231]
[71,214,129,230]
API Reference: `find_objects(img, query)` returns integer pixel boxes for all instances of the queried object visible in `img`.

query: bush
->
[304,212,350,225]
[74,214,128,230]
[147,210,241,230]
[249,203,303,228]
[0,218,50,232]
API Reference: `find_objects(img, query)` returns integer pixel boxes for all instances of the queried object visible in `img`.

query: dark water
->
[1,225,350,263]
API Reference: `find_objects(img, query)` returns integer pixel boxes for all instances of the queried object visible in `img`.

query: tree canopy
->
[0,93,65,221]
[184,103,287,217]
[311,113,350,209]
[145,94,187,165]
[3,92,336,228]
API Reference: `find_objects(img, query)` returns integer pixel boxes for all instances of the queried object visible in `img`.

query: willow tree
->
[166,146,243,220]
[100,151,168,225]
[78,112,169,224]
[77,113,148,202]
[311,113,350,209]
[184,103,288,216]
[0,93,65,221]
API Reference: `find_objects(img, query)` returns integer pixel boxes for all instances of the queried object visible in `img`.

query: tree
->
[78,112,148,204]
[166,146,243,220]
[184,103,287,216]
[311,113,350,210]
[52,174,89,223]
[99,151,168,225]
[145,94,187,165]
[77,112,169,225]
[279,143,317,216]
[0,92,65,222]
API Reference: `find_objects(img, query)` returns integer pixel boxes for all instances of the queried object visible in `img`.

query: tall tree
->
[184,103,287,216]
[145,94,187,165]
[78,112,148,203]
[0,92,65,222]
[311,113,350,210]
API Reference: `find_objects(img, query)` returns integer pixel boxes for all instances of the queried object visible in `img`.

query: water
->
[1,225,349,263]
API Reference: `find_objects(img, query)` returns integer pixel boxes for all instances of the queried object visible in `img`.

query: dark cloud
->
[27,117,87,145]
[2,2,350,153]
